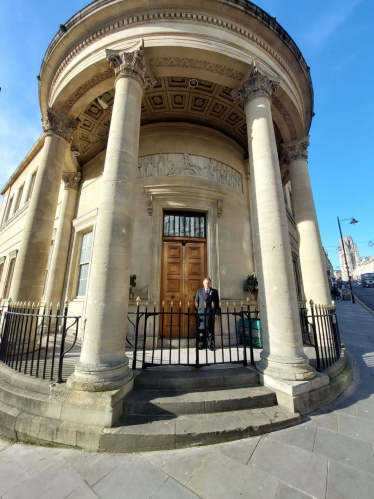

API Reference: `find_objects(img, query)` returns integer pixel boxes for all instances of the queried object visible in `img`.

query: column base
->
[67,358,133,392]
[256,355,317,382]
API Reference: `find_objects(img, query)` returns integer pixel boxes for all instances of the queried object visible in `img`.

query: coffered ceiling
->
[71,76,284,166]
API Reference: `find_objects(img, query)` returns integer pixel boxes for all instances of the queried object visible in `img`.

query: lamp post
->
[337,217,358,304]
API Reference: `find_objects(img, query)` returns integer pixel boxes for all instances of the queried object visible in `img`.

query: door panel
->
[161,240,206,337]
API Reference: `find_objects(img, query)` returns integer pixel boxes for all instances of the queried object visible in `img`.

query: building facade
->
[0,0,331,404]
[338,236,360,281]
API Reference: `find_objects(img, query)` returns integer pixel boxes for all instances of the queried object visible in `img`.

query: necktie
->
[205,289,209,298]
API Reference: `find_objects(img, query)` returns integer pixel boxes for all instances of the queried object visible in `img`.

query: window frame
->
[2,252,17,300]
[76,230,93,298]
[13,183,25,214]
[25,169,38,203]
[3,195,14,224]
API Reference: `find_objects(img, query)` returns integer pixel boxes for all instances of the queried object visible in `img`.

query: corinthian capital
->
[281,137,310,165]
[232,62,280,105]
[42,108,78,143]
[106,39,156,89]
[62,171,81,190]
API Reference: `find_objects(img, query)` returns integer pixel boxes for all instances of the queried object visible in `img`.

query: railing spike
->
[187,301,190,308]
[136,296,141,306]
[57,302,60,310]
[246,296,250,303]
[241,301,243,307]
[154,301,156,307]
[24,301,27,308]
[32,302,35,309]
[162,300,165,308]
[27,302,31,308]
[65,296,70,306]
[332,300,335,307]
[50,302,53,311]
[37,302,40,309]
[195,301,198,308]
[219,301,222,308]
[179,301,182,308]
[8,297,12,304]
[226,301,229,307]
[309,299,314,306]
[146,301,148,307]
[171,301,173,308]
[233,301,236,307]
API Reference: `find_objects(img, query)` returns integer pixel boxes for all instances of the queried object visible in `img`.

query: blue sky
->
[0,0,373,269]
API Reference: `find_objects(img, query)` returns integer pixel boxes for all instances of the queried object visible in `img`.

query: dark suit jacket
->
[196,287,220,331]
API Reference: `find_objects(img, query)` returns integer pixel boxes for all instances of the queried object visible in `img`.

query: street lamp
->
[337,217,358,304]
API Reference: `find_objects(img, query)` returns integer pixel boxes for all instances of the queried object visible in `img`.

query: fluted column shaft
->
[10,110,77,304]
[44,172,80,310]
[236,65,316,381]
[284,140,331,305]
[68,41,150,391]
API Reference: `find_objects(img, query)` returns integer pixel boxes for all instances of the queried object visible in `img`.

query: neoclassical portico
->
[1,1,332,398]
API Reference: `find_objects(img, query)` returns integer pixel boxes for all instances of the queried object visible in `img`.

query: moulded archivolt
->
[138,153,243,193]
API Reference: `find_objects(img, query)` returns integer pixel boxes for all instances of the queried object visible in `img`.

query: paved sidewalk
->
[0,300,373,499]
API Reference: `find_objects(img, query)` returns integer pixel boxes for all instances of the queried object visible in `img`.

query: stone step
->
[124,385,276,416]
[134,366,259,391]
[101,405,301,453]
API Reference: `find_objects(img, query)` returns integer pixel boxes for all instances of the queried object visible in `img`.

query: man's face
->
[203,279,211,289]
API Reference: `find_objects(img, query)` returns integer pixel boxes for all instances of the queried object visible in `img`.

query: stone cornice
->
[42,108,78,143]
[232,63,280,105]
[281,136,310,164]
[44,8,310,120]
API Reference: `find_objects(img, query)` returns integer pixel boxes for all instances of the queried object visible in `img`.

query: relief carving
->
[42,108,78,143]
[281,138,309,164]
[62,171,81,190]
[138,153,243,193]
[149,57,244,81]
[232,63,280,105]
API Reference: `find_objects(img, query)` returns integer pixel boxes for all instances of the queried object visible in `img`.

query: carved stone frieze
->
[138,153,243,194]
[271,95,297,140]
[62,171,81,190]
[42,108,78,143]
[106,40,156,89]
[232,63,280,105]
[61,70,114,114]
[281,137,309,165]
[149,58,244,81]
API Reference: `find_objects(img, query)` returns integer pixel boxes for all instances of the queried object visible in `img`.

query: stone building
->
[0,1,338,446]
[338,236,360,281]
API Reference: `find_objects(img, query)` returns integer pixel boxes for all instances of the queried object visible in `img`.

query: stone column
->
[282,138,331,305]
[234,64,316,381]
[68,40,154,392]
[44,172,81,310]
[10,109,77,304]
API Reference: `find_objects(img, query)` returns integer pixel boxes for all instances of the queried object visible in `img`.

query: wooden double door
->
[161,238,207,337]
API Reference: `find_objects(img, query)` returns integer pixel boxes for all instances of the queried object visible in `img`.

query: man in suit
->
[195,277,219,350]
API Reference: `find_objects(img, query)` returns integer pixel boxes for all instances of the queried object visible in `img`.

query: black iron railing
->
[130,299,260,369]
[301,300,341,372]
[0,302,80,382]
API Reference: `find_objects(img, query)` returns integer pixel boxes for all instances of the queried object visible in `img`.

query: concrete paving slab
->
[327,460,374,499]
[313,427,374,474]
[357,400,374,421]
[150,477,200,499]
[212,435,260,464]
[0,461,28,496]
[186,450,279,499]
[142,446,211,485]
[92,454,167,499]
[0,442,36,467]
[270,424,317,452]
[338,412,374,442]
[2,458,84,499]
[248,436,328,499]
[275,482,313,499]
[16,445,69,477]
[307,412,338,432]
[66,482,99,499]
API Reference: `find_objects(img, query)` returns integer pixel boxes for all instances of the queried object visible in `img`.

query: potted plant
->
[129,274,137,299]
[243,272,262,348]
